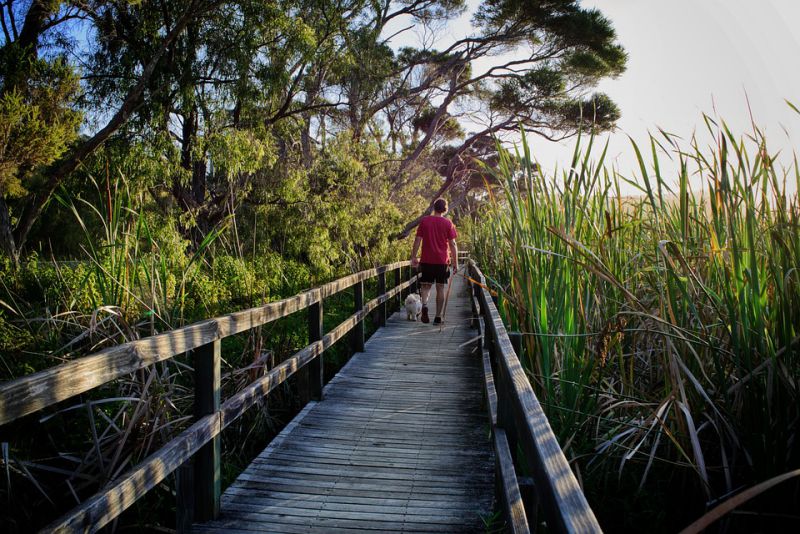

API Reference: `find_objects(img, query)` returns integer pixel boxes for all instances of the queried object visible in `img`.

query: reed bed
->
[471,117,800,531]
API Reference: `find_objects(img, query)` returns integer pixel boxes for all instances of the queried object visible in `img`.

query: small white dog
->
[404,293,422,321]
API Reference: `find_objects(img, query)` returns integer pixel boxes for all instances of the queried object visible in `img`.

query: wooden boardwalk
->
[195,274,495,533]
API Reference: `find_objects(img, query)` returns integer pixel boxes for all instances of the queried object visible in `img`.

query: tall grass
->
[472,117,800,531]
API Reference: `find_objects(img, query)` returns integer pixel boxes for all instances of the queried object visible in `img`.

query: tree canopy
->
[0,0,626,263]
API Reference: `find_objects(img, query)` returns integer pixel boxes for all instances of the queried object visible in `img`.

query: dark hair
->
[433,198,448,213]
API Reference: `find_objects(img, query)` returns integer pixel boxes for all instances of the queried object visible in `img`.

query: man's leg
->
[434,282,446,319]
[419,282,432,323]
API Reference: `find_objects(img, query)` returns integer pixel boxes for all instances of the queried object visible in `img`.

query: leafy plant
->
[472,113,800,532]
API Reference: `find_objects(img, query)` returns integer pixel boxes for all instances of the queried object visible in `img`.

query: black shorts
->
[419,263,450,284]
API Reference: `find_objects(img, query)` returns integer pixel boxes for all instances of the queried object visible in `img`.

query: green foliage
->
[0,55,82,197]
[472,120,800,531]
[206,127,278,180]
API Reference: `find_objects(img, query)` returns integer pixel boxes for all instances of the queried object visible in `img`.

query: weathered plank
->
[495,428,530,534]
[469,260,601,534]
[0,262,413,426]
[196,274,494,533]
[35,271,421,533]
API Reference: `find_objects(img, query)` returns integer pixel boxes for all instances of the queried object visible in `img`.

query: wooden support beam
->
[394,267,402,309]
[175,461,194,533]
[352,281,365,354]
[308,301,324,400]
[518,476,540,529]
[377,271,387,327]
[194,340,221,522]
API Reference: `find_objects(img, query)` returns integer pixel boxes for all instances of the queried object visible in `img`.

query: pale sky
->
[573,0,800,184]
[386,0,800,191]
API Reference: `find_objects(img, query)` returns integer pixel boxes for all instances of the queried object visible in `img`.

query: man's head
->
[433,198,448,214]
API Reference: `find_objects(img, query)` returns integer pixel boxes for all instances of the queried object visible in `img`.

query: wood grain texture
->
[35,273,421,533]
[0,263,411,426]
[468,260,602,534]
[495,429,529,534]
[196,274,494,533]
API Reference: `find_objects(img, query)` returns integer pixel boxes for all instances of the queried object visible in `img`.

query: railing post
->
[377,270,386,327]
[193,340,221,522]
[352,281,365,353]
[394,267,402,310]
[176,461,194,533]
[308,299,324,400]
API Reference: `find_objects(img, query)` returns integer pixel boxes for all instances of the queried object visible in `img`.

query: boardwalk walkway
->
[195,274,495,533]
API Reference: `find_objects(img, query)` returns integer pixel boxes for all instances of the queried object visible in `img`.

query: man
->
[410,198,458,324]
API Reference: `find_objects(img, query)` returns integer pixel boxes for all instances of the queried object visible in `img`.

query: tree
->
[0,0,625,261]
[335,0,627,235]
[0,0,223,262]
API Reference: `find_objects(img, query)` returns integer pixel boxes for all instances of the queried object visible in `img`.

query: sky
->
[385,0,800,191]
[570,0,800,181]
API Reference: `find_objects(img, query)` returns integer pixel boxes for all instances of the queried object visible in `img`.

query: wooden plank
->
[243,461,492,484]
[261,451,490,472]
[297,410,484,429]
[218,500,477,525]
[232,474,489,497]
[474,262,601,534]
[222,482,487,504]
[221,487,483,510]
[41,412,222,533]
[482,349,499,427]
[267,440,491,461]
[0,263,413,426]
[194,340,221,522]
[495,428,530,534]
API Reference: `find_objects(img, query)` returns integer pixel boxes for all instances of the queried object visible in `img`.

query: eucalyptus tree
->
[0,0,230,262]
[343,0,628,235]
[0,0,626,261]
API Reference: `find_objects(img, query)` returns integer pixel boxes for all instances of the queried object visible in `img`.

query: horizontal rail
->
[468,260,601,534]
[0,261,409,426]
[39,268,418,532]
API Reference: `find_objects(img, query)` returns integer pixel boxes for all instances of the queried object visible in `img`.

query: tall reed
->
[472,117,800,530]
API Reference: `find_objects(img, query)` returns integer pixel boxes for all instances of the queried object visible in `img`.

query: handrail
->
[0,261,417,533]
[467,259,602,534]
[0,261,408,426]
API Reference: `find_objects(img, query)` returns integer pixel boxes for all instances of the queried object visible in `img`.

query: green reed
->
[472,116,800,528]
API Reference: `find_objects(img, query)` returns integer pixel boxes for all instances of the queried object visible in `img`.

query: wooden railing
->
[0,261,417,533]
[467,259,602,534]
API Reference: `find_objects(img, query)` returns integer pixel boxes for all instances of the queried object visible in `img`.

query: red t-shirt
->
[416,215,457,265]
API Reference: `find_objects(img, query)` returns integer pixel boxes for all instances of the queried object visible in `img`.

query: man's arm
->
[449,239,458,272]
[410,235,422,267]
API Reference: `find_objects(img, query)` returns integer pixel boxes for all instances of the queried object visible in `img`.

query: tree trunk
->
[0,197,19,264]
[9,0,215,256]
[15,0,54,55]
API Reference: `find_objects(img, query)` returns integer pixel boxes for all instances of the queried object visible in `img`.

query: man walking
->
[410,198,458,324]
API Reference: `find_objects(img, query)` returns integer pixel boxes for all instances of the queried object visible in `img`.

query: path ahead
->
[195,274,494,533]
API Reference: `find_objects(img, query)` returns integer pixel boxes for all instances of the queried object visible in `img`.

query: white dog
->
[404,293,422,321]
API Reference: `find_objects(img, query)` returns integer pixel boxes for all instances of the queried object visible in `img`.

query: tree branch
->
[12,0,221,252]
